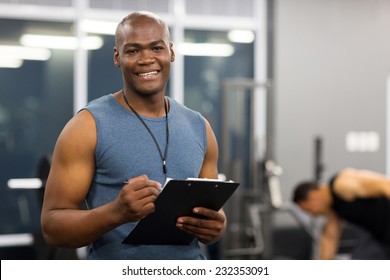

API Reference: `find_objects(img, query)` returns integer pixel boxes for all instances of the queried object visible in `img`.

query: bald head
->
[113,11,175,97]
[115,11,171,49]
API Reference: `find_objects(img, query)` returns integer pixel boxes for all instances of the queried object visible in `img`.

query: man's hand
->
[176,208,226,244]
[116,175,162,223]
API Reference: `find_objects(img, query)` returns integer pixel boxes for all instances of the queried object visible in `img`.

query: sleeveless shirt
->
[83,94,207,259]
[329,174,390,244]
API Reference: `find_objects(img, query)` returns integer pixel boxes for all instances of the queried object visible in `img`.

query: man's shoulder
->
[83,94,121,118]
[85,94,112,109]
[169,97,203,118]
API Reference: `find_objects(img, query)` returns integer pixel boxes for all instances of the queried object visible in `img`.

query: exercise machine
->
[219,78,283,259]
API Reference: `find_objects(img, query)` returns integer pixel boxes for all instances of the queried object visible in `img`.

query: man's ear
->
[308,189,319,201]
[169,42,175,62]
[113,47,120,67]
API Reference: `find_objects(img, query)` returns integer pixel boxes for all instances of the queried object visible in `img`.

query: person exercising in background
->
[293,168,390,259]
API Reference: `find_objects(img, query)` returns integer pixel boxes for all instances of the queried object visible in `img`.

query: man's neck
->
[121,90,167,118]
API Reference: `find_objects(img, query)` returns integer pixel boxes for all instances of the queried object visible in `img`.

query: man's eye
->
[153,46,164,51]
[127,49,138,54]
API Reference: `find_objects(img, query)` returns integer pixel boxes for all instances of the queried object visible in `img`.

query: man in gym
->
[292,168,390,259]
[41,11,226,259]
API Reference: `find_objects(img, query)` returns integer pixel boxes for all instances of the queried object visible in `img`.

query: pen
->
[123,180,163,193]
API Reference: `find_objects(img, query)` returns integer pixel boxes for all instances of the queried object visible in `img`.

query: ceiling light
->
[20,34,103,50]
[81,19,117,35]
[227,30,255,43]
[0,45,51,61]
[178,43,235,57]
[7,178,42,189]
[0,58,23,68]
[0,234,34,247]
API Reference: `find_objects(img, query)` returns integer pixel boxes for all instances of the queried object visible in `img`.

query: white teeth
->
[138,71,158,77]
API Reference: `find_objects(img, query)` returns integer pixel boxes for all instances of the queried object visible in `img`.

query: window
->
[183,29,254,157]
[0,18,73,243]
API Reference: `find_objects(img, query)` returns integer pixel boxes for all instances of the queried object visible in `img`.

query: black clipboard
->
[122,178,239,245]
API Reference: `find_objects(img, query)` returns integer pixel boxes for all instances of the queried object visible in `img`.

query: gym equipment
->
[314,136,324,185]
[219,78,282,259]
[219,79,316,259]
[5,155,80,259]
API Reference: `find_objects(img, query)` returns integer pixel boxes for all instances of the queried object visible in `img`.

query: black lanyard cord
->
[122,89,169,174]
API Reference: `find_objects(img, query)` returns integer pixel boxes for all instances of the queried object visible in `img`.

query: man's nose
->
[138,50,155,64]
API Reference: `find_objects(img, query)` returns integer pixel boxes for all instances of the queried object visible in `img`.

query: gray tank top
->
[83,94,207,259]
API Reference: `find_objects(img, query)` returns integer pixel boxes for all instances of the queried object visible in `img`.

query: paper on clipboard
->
[122,178,239,245]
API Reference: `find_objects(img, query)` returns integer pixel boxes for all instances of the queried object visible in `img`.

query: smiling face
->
[114,13,175,98]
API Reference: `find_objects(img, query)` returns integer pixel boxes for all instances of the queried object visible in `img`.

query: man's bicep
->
[43,111,96,210]
[198,119,218,179]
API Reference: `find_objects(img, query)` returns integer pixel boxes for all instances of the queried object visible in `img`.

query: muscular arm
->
[319,211,342,260]
[176,118,227,244]
[41,110,160,248]
[334,168,390,201]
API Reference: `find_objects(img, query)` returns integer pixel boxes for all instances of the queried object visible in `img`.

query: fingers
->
[119,175,162,220]
[123,175,161,199]
[124,175,162,192]
[193,207,225,221]
[176,208,226,244]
